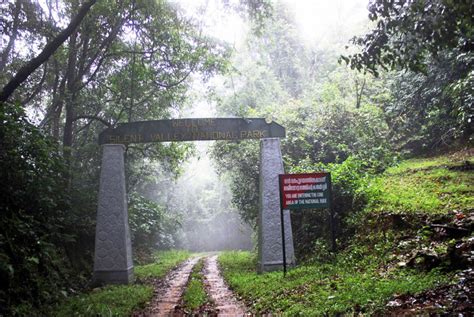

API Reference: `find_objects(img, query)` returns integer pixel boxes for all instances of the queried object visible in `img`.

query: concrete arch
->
[93,119,295,285]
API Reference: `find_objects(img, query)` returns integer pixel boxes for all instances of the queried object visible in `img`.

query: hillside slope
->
[219,150,473,316]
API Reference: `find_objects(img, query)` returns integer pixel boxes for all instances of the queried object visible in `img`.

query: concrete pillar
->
[258,138,295,272]
[93,144,134,285]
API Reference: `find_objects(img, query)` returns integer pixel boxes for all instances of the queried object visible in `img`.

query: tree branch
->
[0,0,97,103]
[72,114,112,127]
[21,62,48,105]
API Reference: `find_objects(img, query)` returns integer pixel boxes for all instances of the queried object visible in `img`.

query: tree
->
[0,104,72,315]
[211,2,394,225]
[343,0,473,148]
[0,0,96,103]
[342,0,473,75]
[0,1,231,314]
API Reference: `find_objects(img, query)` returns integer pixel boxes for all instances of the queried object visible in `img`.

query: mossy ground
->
[365,152,473,214]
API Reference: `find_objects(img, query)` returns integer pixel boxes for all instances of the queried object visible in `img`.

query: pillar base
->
[93,267,134,286]
[258,261,296,273]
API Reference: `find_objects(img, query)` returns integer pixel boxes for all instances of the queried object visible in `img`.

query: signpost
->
[99,118,286,144]
[278,172,334,276]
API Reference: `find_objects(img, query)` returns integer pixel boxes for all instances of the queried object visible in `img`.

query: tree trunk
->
[62,27,79,169]
[0,0,21,72]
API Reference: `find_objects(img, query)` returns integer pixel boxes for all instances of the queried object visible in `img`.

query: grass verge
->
[135,249,190,280]
[182,258,211,312]
[217,153,470,315]
[219,251,450,316]
[54,250,190,316]
[54,285,153,317]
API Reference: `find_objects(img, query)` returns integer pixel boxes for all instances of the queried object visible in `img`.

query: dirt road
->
[204,255,247,316]
[142,254,248,317]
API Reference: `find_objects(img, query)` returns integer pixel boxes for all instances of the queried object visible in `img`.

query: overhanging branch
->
[0,0,97,103]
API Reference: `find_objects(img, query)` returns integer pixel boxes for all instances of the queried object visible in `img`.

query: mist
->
[175,143,253,251]
[135,142,253,252]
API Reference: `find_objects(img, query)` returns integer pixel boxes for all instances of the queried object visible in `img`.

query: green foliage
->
[219,251,450,316]
[279,100,395,168]
[380,53,473,153]
[182,259,209,311]
[212,140,260,224]
[211,4,397,229]
[53,285,153,317]
[344,0,473,76]
[134,249,190,280]
[365,154,474,214]
[128,194,181,262]
[0,104,76,315]
[344,0,473,149]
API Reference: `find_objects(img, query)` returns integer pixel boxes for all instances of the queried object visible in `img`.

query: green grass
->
[217,153,470,315]
[135,249,190,280]
[182,258,210,311]
[54,250,190,316]
[365,154,473,214]
[54,285,153,317]
[219,251,450,316]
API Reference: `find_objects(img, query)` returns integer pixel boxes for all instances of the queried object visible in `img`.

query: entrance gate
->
[93,118,295,284]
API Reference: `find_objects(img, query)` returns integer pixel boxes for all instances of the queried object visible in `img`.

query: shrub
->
[0,104,73,315]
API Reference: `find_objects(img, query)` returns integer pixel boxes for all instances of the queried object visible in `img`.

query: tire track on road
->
[204,255,248,316]
[146,257,201,316]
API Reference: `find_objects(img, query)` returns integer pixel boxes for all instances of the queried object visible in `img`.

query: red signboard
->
[279,173,331,210]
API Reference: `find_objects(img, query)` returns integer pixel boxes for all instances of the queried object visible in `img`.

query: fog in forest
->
[173,143,253,251]
[134,141,253,252]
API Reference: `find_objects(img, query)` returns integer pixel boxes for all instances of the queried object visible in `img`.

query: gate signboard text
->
[279,173,331,210]
[99,118,285,144]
